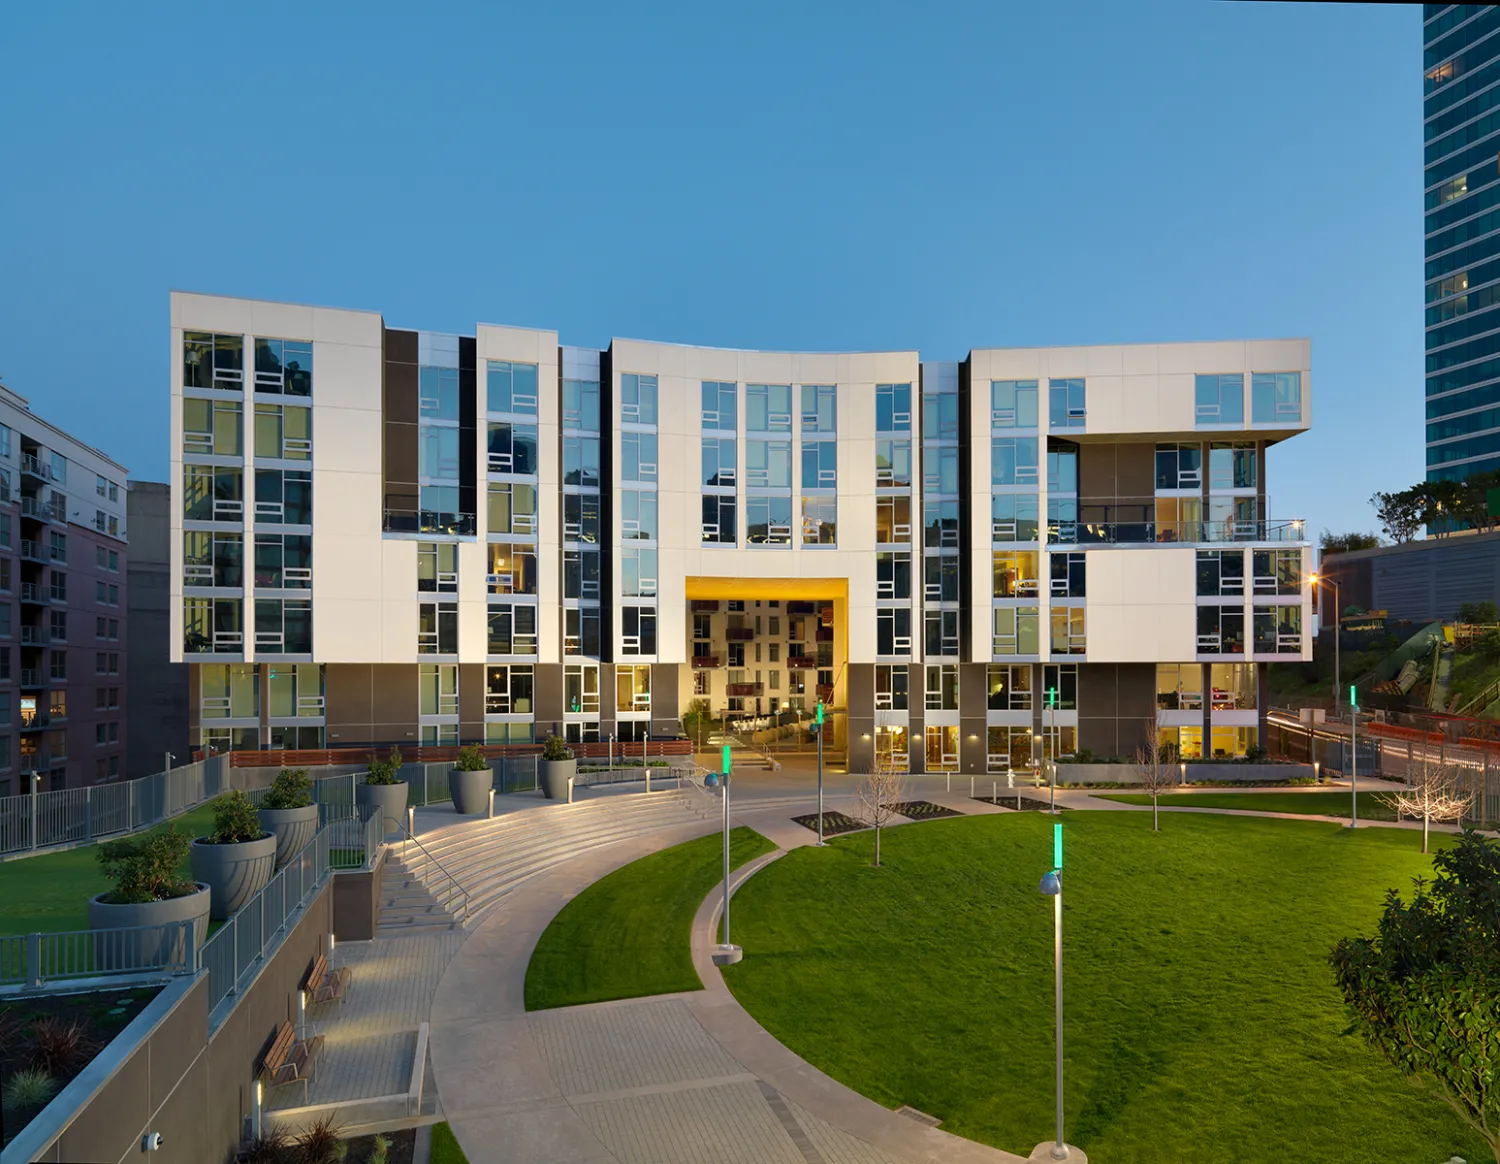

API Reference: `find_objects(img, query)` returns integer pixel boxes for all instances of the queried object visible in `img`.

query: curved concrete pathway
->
[426,792,1032,1164]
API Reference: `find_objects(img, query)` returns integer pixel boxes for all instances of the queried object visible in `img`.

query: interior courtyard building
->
[170,293,1312,773]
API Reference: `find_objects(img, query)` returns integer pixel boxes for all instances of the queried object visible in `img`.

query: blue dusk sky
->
[0,1,1416,540]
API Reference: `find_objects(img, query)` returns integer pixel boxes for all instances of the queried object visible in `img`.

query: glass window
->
[1050,552,1086,598]
[993,607,1040,656]
[1042,664,1078,711]
[563,492,600,542]
[925,664,959,710]
[421,426,461,480]
[1048,378,1086,428]
[992,493,1040,542]
[925,554,960,602]
[993,438,1039,486]
[562,378,599,431]
[183,333,243,390]
[993,550,1039,598]
[1157,663,1203,710]
[1253,605,1302,653]
[702,381,737,430]
[1252,549,1301,596]
[621,432,658,482]
[923,447,959,494]
[489,603,539,655]
[563,548,600,599]
[746,384,792,432]
[922,393,959,441]
[1156,443,1202,490]
[924,499,959,548]
[489,482,538,536]
[991,380,1039,428]
[876,551,912,599]
[621,547,658,597]
[1155,496,1202,543]
[419,366,460,421]
[801,385,836,434]
[1047,444,1078,493]
[254,338,313,396]
[702,495,736,545]
[1050,605,1086,655]
[564,664,600,714]
[801,496,836,545]
[876,608,912,656]
[802,440,837,489]
[1197,605,1246,654]
[620,608,657,655]
[255,469,312,525]
[417,603,458,654]
[487,544,537,595]
[747,441,792,488]
[615,664,651,712]
[421,663,461,716]
[1195,374,1245,425]
[486,422,539,476]
[1209,443,1257,490]
[875,440,912,487]
[621,373,658,426]
[875,384,912,432]
[746,496,793,545]
[875,495,912,544]
[486,361,539,415]
[703,438,737,488]
[1209,663,1256,710]
[620,490,658,540]
[987,664,1033,710]
[1251,372,1301,424]
[563,436,600,487]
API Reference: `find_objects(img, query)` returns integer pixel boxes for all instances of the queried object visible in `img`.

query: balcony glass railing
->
[1048,518,1307,546]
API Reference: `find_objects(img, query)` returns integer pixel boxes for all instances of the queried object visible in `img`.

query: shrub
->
[261,768,313,810]
[1073,748,1096,764]
[2,1067,57,1112]
[294,1111,347,1164]
[238,1125,291,1164]
[1286,776,1317,786]
[97,827,196,904]
[542,734,572,762]
[26,1016,98,1075]
[369,1135,391,1164]
[454,744,488,772]
[364,747,403,786]
[1244,744,1268,763]
[206,790,267,845]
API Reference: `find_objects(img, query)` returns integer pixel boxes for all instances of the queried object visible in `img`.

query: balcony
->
[788,655,817,670]
[1046,517,1308,547]
[19,627,48,646]
[18,752,47,772]
[816,684,835,701]
[19,711,48,731]
[19,583,48,606]
[726,628,754,642]
[19,455,50,482]
[692,656,720,669]
[815,627,833,643]
[691,600,720,612]
[19,540,44,564]
[726,683,763,697]
[19,670,42,690]
[787,601,817,615]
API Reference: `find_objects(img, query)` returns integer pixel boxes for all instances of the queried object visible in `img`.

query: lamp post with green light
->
[1047,686,1059,814]
[811,700,827,845]
[709,744,742,966]
[1349,684,1359,829]
[1037,821,1074,1160]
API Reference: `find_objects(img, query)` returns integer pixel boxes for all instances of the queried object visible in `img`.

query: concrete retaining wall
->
[1056,762,1318,786]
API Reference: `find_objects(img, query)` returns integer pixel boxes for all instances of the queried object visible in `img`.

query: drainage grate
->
[896,1104,942,1127]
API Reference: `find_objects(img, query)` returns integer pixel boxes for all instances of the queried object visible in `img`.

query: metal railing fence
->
[0,754,231,857]
[0,920,199,988]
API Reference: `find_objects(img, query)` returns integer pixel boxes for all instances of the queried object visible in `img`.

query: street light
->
[811,700,827,846]
[1308,572,1340,712]
[1037,821,1072,1160]
[711,744,742,967]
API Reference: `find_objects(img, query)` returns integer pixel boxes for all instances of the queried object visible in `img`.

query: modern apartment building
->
[0,382,129,793]
[1425,5,1500,482]
[170,292,1311,773]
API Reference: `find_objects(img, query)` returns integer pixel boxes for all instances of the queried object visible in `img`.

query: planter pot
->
[539,758,577,802]
[88,884,210,971]
[190,834,277,921]
[449,767,493,816]
[356,780,409,837]
[257,804,320,870]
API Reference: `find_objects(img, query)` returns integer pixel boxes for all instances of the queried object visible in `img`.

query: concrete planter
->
[257,804,320,870]
[88,884,210,971]
[539,758,577,802]
[356,779,409,836]
[449,767,493,816]
[190,834,277,920]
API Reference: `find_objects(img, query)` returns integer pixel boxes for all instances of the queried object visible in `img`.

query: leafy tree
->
[1330,832,1500,1160]
[1371,487,1425,544]
[1320,531,1381,555]
[1459,601,1500,626]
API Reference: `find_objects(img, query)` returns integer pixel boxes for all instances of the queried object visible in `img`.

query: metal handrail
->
[397,820,472,925]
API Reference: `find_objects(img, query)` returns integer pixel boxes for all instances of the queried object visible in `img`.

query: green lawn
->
[0,804,217,935]
[430,1122,470,1163]
[1095,790,1398,820]
[723,812,1487,1164]
[525,827,776,1011]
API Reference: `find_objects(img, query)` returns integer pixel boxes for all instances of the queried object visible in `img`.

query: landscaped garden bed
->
[0,984,163,1146]
[790,810,865,836]
[1095,790,1398,820]
[889,801,961,821]
[973,795,1070,812]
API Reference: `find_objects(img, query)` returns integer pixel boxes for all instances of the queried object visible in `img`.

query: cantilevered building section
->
[170,292,1311,773]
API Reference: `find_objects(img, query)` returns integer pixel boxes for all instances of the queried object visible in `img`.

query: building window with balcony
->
[621,606,657,655]
[1251,372,1301,424]
[487,361,539,415]
[1155,496,1203,543]
[254,404,312,461]
[183,333,244,391]
[418,603,458,655]
[1050,605,1085,655]
[1197,605,1246,655]
[1253,605,1302,653]
[489,603,539,655]
[1195,373,1245,425]
[993,607,1039,656]
[253,338,312,396]
[1049,379,1086,428]
[987,664,1033,710]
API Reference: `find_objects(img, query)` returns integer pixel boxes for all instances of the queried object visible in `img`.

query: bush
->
[261,768,313,810]
[1073,748,1096,764]
[97,827,196,904]
[1286,776,1317,786]
[294,1112,347,1164]
[454,744,488,772]
[542,734,572,761]
[2,1067,57,1112]
[369,1135,391,1164]
[26,1016,97,1075]
[365,747,403,786]
[238,1126,291,1164]
[205,790,267,845]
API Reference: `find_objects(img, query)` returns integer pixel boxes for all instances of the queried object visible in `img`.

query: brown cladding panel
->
[1077,444,1118,506]
[1079,443,1155,505]
[372,665,416,726]
[385,422,420,487]
[326,664,374,744]
[54,1039,151,1164]
[385,328,418,366]
[458,663,485,739]
[959,663,987,774]
[149,978,209,1112]
[651,664,680,736]
[384,360,419,425]
[846,663,874,772]
[1116,443,1156,499]
[147,1046,212,1164]
[534,664,564,735]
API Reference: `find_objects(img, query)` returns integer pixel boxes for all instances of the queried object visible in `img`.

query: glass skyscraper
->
[1425,5,1500,482]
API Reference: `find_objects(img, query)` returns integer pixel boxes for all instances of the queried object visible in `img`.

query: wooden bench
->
[305,954,352,1008]
[260,1021,323,1103]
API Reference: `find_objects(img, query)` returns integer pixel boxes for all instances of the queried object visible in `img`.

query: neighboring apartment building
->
[169,292,1311,773]
[1425,5,1500,483]
[125,481,189,775]
[0,383,129,793]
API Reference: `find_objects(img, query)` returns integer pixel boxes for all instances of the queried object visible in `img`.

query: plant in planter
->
[88,826,210,969]
[295,1111,348,1164]
[449,743,493,816]
[356,746,408,836]
[190,790,277,920]
[258,767,319,871]
[539,734,577,802]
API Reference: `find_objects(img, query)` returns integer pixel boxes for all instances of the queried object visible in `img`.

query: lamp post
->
[813,700,826,846]
[1038,821,1071,1160]
[1046,687,1058,814]
[1349,684,1359,830]
[1309,573,1340,712]
[711,744,742,966]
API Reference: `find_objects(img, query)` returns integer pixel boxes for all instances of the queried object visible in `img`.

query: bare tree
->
[1133,725,1176,832]
[1383,757,1475,854]
[857,769,908,867]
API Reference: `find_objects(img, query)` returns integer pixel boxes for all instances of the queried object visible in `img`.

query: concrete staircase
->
[375,789,719,937]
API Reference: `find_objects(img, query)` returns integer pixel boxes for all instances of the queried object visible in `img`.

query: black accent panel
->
[599,346,614,662]
[459,336,478,529]
[382,329,420,533]
[957,358,973,662]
